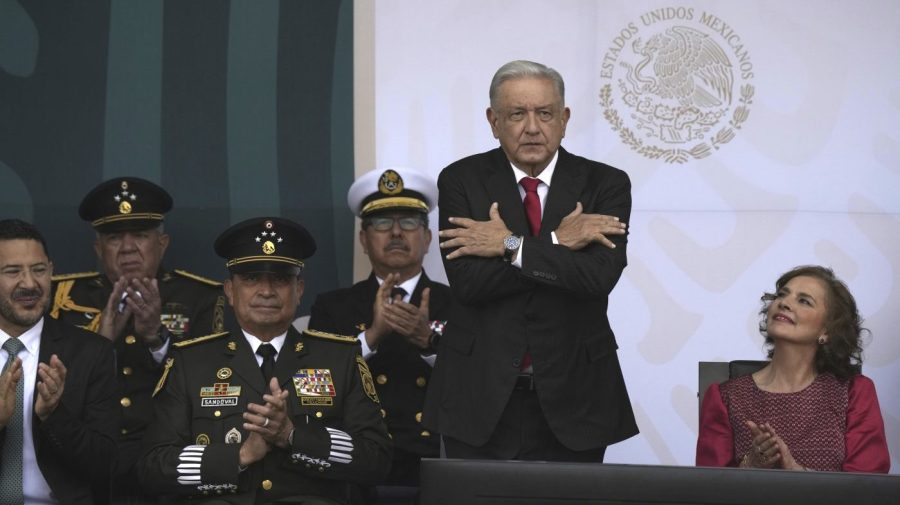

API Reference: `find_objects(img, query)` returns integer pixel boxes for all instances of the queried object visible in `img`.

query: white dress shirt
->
[240,330,287,367]
[1,318,56,504]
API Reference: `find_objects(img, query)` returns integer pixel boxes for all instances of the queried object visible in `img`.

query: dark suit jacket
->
[0,317,119,505]
[308,272,451,464]
[138,326,392,504]
[423,147,639,452]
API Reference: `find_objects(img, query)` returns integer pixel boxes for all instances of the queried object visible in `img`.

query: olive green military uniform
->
[138,327,392,504]
[49,268,226,487]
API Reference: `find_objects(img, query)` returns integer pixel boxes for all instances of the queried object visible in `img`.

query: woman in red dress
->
[696,265,890,472]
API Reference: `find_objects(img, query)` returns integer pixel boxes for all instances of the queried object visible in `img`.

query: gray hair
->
[489,60,566,109]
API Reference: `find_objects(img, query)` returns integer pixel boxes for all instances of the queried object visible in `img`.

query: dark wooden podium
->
[421,458,899,505]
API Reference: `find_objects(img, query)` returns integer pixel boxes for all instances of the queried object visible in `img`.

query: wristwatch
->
[503,234,523,262]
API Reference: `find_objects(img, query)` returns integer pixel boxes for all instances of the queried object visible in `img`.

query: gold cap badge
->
[378,169,403,195]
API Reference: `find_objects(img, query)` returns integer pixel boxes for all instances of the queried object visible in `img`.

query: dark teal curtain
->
[0,0,354,314]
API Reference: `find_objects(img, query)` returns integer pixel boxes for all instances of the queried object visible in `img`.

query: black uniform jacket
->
[137,326,392,504]
[423,147,639,452]
[0,317,119,505]
[49,269,225,474]
[309,272,450,459]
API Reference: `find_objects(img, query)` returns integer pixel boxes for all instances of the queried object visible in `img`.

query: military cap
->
[347,167,437,217]
[214,217,316,274]
[79,177,173,233]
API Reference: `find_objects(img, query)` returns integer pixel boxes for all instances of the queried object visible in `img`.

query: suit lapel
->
[409,272,427,306]
[485,149,531,237]
[355,275,379,327]
[542,147,585,237]
[36,317,61,368]
[32,318,63,445]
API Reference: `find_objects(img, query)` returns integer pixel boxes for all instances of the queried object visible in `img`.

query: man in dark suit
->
[423,60,638,461]
[49,177,225,502]
[138,217,391,504]
[0,219,118,504]
[308,167,450,492]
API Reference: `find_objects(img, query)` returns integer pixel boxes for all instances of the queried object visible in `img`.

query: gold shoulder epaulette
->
[304,329,359,344]
[173,269,223,287]
[173,331,229,348]
[51,271,99,282]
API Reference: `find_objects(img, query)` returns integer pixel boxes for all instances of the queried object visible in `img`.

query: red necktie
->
[518,177,542,372]
[519,177,542,237]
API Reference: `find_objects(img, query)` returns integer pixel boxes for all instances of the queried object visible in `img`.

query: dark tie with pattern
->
[257,343,277,384]
[0,338,25,503]
[390,286,408,302]
[519,177,542,237]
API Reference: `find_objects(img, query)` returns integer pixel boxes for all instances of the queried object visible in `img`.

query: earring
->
[818,335,827,345]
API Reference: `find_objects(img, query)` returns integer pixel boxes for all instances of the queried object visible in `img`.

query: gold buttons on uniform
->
[261,480,272,491]
[415,412,423,423]
[376,374,387,385]
[125,335,136,344]
[121,428,129,435]
[416,376,426,387]
[380,409,386,418]
[214,410,221,417]
[315,412,323,419]
[120,397,131,407]
[420,430,431,437]
[122,367,133,376]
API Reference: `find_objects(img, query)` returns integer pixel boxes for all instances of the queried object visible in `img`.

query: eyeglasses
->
[365,216,424,232]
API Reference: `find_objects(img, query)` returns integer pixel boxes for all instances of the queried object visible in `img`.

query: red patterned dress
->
[696,373,889,472]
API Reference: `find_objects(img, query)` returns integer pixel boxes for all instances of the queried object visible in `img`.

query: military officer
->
[308,167,450,492]
[138,216,392,504]
[49,176,225,502]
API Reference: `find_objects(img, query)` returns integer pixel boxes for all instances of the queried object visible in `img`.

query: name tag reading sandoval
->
[200,383,242,407]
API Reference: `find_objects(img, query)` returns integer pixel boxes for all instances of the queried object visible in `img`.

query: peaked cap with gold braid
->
[347,167,437,218]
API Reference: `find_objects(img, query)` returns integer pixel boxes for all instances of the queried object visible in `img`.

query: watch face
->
[504,235,522,250]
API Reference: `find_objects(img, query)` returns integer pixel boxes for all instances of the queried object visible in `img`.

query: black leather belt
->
[514,374,535,391]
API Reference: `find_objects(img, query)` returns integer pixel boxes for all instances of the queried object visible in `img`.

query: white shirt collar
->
[375,271,422,302]
[510,150,558,187]
[241,330,287,355]
[0,317,44,359]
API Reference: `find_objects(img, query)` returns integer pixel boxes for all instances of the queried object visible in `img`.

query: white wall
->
[364,0,900,472]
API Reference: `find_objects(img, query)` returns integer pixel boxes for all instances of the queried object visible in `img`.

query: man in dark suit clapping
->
[0,219,118,504]
[424,60,638,462]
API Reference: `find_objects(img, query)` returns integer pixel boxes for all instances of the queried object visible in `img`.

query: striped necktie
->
[0,338,25,504]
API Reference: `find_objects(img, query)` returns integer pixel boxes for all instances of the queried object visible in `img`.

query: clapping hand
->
[35,354,66,421]
[742,421,804,470]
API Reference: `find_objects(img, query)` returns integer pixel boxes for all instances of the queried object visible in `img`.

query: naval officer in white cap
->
[308,168,450,498]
